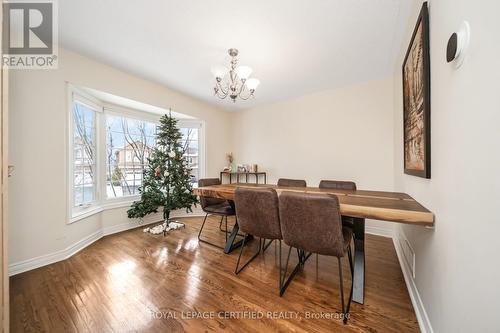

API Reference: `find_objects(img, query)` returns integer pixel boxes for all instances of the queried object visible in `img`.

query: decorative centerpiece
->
[226,152,236,172]
[127,111,198,236]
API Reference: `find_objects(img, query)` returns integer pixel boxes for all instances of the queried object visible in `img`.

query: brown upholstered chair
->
[279,191,353,324]
[234,188,283,284]
[319,180,357,191]
[277,178,307,187]
[197,178,235,249]
[319,180,361,229]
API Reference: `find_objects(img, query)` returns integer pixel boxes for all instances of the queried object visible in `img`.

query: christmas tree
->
[127,112,198,234]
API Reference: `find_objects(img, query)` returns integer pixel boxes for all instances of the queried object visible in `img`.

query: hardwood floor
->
[10,216,419,332]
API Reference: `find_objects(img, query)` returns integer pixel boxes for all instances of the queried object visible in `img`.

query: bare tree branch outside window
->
[104,115,198,198]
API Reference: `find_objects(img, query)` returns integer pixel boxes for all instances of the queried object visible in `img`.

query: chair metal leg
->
[280,245,294,296]
[338,257,346,319]
[197,213,208,240]
[338,253,354,324]
[218,216,224,231]
[225,216,228,242]
[219,215,245,236]
[294,249,312,265]
[198,213,225,249]
[347,245,354,275]
[345,245,354,323]
[262,239,273,252]
[278,240,282,294]
[235,236,262,274]
[280,247,312,296]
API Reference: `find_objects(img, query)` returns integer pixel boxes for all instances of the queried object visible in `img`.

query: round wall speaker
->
[446,33,458,62]
[446,21,470,68]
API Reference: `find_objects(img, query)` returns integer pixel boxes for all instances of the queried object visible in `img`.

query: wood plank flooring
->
[10,216,419,332]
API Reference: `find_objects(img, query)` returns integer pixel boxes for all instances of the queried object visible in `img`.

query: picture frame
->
[402,2,431,178]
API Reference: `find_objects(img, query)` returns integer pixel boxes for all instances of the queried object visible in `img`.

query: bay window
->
[68,86,205,222]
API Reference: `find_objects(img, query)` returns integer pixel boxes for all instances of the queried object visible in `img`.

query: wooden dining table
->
[193,183,434,305]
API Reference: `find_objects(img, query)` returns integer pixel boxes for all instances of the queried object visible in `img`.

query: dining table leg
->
[352,218,365,304]
[223,221,253,253]
[223,201,253,254]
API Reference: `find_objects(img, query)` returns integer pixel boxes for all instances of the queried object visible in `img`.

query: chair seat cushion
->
[203,202,235,215]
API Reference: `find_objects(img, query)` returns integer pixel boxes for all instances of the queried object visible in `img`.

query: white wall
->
[10,2,500,330]
[231,78,395,233]
[8,48,232,267]
[393,1,500,332]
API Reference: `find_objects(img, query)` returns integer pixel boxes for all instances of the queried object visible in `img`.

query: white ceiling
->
[60,0,411,111]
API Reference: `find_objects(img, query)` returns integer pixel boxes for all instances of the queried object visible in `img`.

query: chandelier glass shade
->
[211,48,260,102]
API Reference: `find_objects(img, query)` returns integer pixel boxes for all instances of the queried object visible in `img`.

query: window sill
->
[69,206,104,224]
[102,198,138,210]
[68,199,203,225]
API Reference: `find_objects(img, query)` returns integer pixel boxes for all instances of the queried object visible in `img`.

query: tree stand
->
[162,211,185,236]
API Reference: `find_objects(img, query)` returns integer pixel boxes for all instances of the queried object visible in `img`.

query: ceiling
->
[59,0,411,111]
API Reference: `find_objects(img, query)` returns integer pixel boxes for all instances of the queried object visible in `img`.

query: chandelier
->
[211,48,260,102]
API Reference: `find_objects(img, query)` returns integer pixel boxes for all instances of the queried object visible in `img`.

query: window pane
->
[82,105,95,128]
[73,101,96,208]
[180,127,199,188]
[104,115,202,199]
[145,122,157,137]
[74,186,83,206]
[83,184,95,203]
[106,115,156,199]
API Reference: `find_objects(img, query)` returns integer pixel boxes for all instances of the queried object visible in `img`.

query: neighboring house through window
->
[105,114,156,199]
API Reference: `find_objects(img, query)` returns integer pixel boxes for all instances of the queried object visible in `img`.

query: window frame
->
[67,86,104,222]
[67,85,206,223]
[177,119,205,189]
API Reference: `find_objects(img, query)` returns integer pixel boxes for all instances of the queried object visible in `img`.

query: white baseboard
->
[9,209,204,276]
[102,219,158,236]
[393,233,434,333]
[8,229,103,276]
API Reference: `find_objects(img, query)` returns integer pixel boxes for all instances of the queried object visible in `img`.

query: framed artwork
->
[402,2,430,178]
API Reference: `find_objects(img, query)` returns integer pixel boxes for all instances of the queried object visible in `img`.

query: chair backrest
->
[235,187,282,240]
[279,191,345,257]
[277,178,307,187]
[198,178,226,209]
[319,180,357,191]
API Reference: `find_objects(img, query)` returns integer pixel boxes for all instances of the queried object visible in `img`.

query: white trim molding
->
[9,230,103,276]
[9,208,204,276]
[393,231,434,333]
